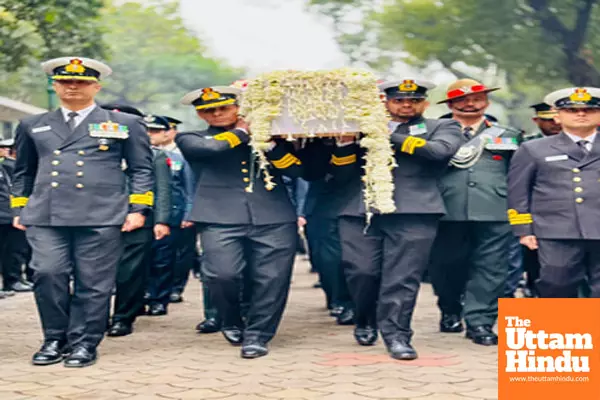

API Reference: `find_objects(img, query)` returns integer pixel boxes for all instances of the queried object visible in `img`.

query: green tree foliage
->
[98,0,243,122]
[0,0,105,71]
[309,0,600,126]
[1,0,242,123]
[310,0,600,87]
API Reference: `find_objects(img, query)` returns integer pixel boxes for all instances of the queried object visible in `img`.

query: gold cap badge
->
[399,79,418,92]
[65,58,86,74]
[570,88,592,102]
[201,88,221,101]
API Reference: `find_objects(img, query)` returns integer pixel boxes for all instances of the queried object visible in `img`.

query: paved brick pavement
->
[0,257,499,399]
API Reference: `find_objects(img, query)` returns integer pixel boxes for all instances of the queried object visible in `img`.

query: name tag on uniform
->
[545,154,568,162]
[32,125,52,133]
[409,123,427,136]
[89,121,129,139]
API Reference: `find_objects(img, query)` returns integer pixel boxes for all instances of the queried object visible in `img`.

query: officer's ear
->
[553,114,562,125]
[196,110,210,123]
[422,100,430,110]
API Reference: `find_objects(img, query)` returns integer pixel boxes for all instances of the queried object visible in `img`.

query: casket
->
[239,68,397,216]
[239,69,383,139]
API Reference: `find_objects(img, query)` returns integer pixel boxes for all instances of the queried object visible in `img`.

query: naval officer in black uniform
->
[11,57,154,367]
[508,87,600,298]
[330,79,462,360]
[176,85,302,358]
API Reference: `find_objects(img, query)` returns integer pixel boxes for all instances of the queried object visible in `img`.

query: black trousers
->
[147,228,178,306]
[306,216,352,309]
[429,221,510,327]
[113,227,153,324]
[26,226,122,348]
[172,225,197,294]
[0,224,23,290]
[339,214,439,344]
[199,223,296,343]
[522,247,540,295]
[537,239,600,298]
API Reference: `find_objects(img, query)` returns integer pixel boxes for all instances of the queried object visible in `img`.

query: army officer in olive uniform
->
[428,79,521,346]
[330,79,462,360]
[11,57,154,367]
[508,87,600,298]
[176,86,302,359]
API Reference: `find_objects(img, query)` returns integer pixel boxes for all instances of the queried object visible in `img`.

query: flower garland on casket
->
[239,68,397,219]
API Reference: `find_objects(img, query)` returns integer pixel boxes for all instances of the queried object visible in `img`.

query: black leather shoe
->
[353,326,378,346]
[440,314,464,333]
[222,327,243,345]
[329,306,344,317]
[196,318,221,333]
[388,340,418,360]
[466,325,498,346]
[241,340,268,359]
[147,303,167,316]
[169,292,183,303]
[107,321,133,337]
[32,340,68,365]
[64,346,97,368]
[336,308,355,326]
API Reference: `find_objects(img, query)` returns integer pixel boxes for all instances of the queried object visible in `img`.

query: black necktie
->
[67,111,79,131]
[463,126,473,140]
[577,140,590,154]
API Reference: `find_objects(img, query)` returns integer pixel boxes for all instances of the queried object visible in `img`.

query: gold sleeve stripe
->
[507,209,533,225]
[331,154,357,166]
[400,137,414,153]
[10,196,28,208]
[214,131,241,148]
[130,191,154,206]
[271,153,301,169]
[401,136,427,155]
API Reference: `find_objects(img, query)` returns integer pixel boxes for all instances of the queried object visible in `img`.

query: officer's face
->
[165,128,177,143]
[196,105,239,127]
[555,108,600,132]
[53,80,101,104]
[386,98,429,120]
[0,148,8,157]
[148,129,168,146]
[533,117,562,136]
[448,93,489,118]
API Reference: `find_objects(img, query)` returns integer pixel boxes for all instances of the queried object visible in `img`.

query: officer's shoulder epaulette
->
[489,122,523,137]
[106,109,142,124]
[19,112,48,127]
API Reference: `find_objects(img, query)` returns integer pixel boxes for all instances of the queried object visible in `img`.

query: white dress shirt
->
[563,131,596,152]
[159,142,181,154]
[60,103,97,129]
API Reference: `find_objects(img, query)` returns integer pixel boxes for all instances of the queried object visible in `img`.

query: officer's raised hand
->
[235,117,250,133]
[121,212,146,232]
